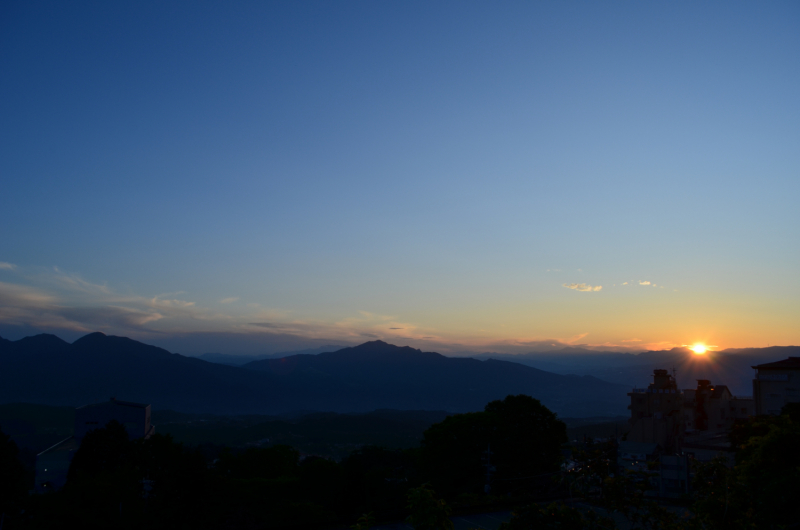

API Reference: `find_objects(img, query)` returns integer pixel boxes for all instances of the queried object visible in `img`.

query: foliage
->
[405,484,453,530]
[0,425,28,520]
[420,395,567,496]
[563,439,694,530]
[696,415,800,530]
[351,512,375,530]
[342,445,419,516]
[499,502,615,530]
[15,395,800,530]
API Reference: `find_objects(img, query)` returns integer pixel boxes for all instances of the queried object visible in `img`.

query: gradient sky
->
[1,1,798,355]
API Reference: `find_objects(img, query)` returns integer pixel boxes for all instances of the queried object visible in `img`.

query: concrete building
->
[627,370,753,451]
[682,380,753,434]
[752,357,800,415]
[627,369,683,450]
[35,398,154,492]
[658,454,690,497]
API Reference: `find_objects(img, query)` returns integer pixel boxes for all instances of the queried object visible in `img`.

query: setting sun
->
[690,344,707,354]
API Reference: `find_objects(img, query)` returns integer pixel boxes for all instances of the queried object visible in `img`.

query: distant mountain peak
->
[73,331,107,344]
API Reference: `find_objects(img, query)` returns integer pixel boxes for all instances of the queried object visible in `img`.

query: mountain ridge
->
[0,333,630,417]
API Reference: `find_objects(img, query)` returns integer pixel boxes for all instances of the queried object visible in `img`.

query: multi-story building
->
[627,369,683,450]
[752,357,800,415]
[35,398,154,492]
[627,370,753,451]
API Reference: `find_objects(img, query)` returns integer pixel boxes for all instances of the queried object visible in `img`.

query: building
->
[627,370,754,452]
[658,454,690,497]
[682,380,753,434]
[627,369,683,450]
[35,398,154,492]
[74,398,154,440]
[752,357,800,415]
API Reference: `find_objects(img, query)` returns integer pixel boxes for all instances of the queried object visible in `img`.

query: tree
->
[406,484,453,530]
[420,395,567,496]
[0,425,27,520]
[485,395,567,481]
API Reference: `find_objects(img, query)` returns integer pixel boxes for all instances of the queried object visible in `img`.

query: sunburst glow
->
[690,344,707,354]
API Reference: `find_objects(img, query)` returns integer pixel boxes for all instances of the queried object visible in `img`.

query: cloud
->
[389,327,404,330]
[220,297,239,304]
[562,283,602,292]
[639,281,651,285]
[0,262,16,270]
[0,266,217,336]
[563,332,589,343]
[622,282,628,285]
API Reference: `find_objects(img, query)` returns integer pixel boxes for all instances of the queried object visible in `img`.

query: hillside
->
[0,333,629,417]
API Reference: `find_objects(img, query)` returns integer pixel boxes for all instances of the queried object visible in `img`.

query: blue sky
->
[1,1,798,354]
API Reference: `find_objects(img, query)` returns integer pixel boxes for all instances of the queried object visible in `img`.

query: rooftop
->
[752,357,800,370]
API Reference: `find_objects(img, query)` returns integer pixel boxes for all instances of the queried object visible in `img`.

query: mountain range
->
[192,345,345,366]
[0,333,630,417]
[472,346,800,396]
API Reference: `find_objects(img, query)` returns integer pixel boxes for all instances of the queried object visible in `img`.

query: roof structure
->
[752,357,800,370]
[37,436,78,457]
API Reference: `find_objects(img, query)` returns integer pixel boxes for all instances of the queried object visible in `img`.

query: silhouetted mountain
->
[1,333,630,417]
[472,346,800,395]
[242,340,630,416]
[194,345,345,366]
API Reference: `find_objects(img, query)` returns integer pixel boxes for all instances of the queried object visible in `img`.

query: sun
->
[690,344,707,354]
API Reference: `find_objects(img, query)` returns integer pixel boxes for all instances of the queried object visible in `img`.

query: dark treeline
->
[2,398,799,529]
[0,395,567,530]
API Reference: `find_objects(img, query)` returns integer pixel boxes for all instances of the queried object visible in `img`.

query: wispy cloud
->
[0,266,218,335]
[639,280,651,285]
[563,283,602,292]
[220,297,239,304]
[0,262,17,271]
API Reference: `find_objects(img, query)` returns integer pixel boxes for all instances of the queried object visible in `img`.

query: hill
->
[473,346,800,396]
[241,340,630,416]
[0,333,630,417]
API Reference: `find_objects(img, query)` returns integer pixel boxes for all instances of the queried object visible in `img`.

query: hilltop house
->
[35,398,154,492]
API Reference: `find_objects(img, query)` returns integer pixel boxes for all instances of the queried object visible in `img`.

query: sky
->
[1,1,798,355]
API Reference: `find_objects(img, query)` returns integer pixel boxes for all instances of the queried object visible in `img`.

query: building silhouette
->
[35,398,154,492]
[752,357,800,415]
[626,370,753,453]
